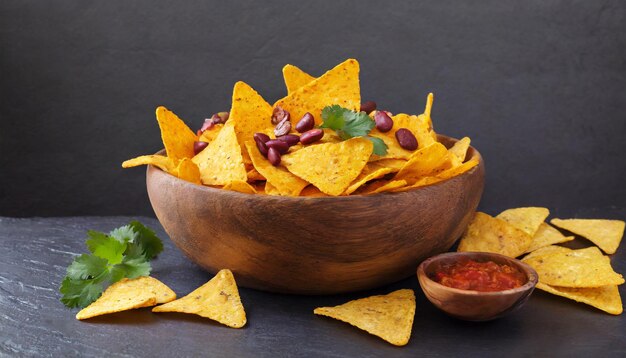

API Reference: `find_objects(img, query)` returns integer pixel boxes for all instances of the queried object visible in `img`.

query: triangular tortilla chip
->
[522,247,624,287]
[222,180,257,194]
[299,185,327,197]
[274,59,360,125]
[282,137,373,196]
[153,269,247,328]
[536,283,622,315]
[551,218,625,254]
[245,142,308,196]
[314,289,415,346]
[198,123,224,143]
[523,245,573,260]
[359,179,408,195]
[343,165,394,195]
[457,212,533,258]
[395,142,449,181]
[76,276,176,320]
[172,158,201,184]
[192,124,247,185]
[156,106,197,161]
[448,137,471,163]
[122,155,176,173]
[228,81,274,162]
[525,223,574,253]
[496,207,550,236]
[283,64,315,94]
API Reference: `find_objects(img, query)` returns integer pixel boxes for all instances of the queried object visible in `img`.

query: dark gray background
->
[1,0,625,217]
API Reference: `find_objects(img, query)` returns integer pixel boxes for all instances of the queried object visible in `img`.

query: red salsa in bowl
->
[433,259,526,292]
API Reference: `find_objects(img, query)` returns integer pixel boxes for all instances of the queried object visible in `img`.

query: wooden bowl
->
[146,135,485,294]
[417,252,538,321]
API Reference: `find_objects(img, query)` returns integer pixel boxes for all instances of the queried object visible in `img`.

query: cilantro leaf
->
[86,231,126,265]
[109,225,137,244]
[60,277,104,309]
[65,254,109,280]
[366,136,388,156]
[320,105,388,154]
[129,221,163,260]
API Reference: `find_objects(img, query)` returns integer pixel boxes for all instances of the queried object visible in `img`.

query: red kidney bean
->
[278,134,300,146]
[253,132,270,143]
[295,112,315,133]
[360,101,377,114]
[274,118,292,137]
[265,139,289,154]
[200,118,215,133]
[395,128,418,150]
[300,128,324,145]
[193,141,209,155]
[272,106,290,125]
[267,147,281,166]
[374,111,394,132]
[254,137,269,157]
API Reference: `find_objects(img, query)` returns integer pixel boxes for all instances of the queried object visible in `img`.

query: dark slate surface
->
[1,212,625,357]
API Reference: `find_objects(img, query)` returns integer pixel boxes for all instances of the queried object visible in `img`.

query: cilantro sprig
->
[320,105,388,155]
[59,221,163,308]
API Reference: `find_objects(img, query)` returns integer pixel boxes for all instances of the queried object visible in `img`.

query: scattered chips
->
[155,106,197,161]
[457,212,533,258]
[283,64,315,94]
[535,283,623,315]
[76,276,176,320]
[525,223,574,253]
[550,218,625,254]
[192,124,247,186]
[153,269,247,328]
[314,289,416,346]
[496,207,550,236]
[282,137,373,196]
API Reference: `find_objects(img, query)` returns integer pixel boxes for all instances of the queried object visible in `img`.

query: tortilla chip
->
[223,180,257,194]
[550,218,625,254]
[343,165,394,195]
[525,223,574,253]
[282,137,373,196]
[435,159,479,180]
[152,269,246,328]
[314,289,415,346]
[496,207,550,236]
[155,106,197,161]
[448,137,471,163]
[172,158,201,184]
[76,276,176,320]
[300,185,327,197]
[245,142,308,196]
[274,59,360,125]
[264,181,281,196]
[283,64,315,94]
[522,247,624,287]
[370,113,437,161]
[523,245,573,260]
[228,81,274,162]
[192,124,247,185]
[122,155,176,173]
[457,212,533,258]
[395,142,449,181]
[368,158,406,171]
[359,179,408,195]
[536,283,622,315]
[198,123,224,143]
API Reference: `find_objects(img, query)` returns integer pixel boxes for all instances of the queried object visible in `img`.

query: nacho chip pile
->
[457,207,625,314]
[123,59,478,196]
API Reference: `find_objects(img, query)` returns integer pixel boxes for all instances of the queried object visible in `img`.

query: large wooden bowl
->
[146,135,485,294]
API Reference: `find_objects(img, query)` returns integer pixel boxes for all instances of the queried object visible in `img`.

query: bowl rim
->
[417,251,539,296]
[147,134,484,200]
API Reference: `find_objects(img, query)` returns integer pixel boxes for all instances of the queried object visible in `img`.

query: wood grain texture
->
[0,215,625,357]
[146,136,485,294]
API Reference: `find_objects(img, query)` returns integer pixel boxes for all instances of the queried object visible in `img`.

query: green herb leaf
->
[320,105,388,154]
[66,254,109,280]
[109,225,138,244]
[86,231,126,265]
[129,221,163,260]
[60,277,104,309]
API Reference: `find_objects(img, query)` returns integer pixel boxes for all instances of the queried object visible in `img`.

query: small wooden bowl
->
[146,135,484,294]
[417,252,538,321]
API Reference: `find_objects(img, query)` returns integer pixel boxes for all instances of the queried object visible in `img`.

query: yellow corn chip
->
[457,212,533,258]
[76,276,176,320]
[192,124,247,186]
[172,158,201,184]
[264,181,280,196]
[522,247,624,287]
[523,245,573,260]
[314,289,415,346]
[246,168,265,182]
[274,59,360,125]
[537,283,622,315]
[228,81,274,162]
[496,207,550,236]
[300,185,327,197]
[435,158,479,180]
[525,223,574,253]
[370,113,437,161]
[155,106,197,161]
[245,142,308,196]
[223,180,257,194]
[343,165,394,195]
[368,158,406,171]
[122,155,176,173]
[153,269,247,328]
[282,137,373,196]
[199,123,224,143]
[551,218,625,254]
[283,64,315,94]
[395,142,449,181]
[359,179,408,195]
[448,137,471,163]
